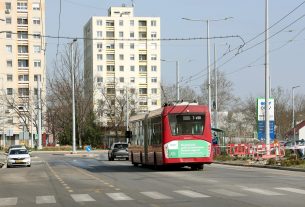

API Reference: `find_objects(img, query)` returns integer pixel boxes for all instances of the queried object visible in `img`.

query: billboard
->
[257,98,275,141]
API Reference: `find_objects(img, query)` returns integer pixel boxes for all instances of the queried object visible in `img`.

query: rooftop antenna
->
[131,0,135,7]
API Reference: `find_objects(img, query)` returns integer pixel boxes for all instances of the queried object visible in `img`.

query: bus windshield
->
[169,114,205,136]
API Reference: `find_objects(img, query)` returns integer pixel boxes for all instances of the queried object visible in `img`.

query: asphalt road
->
[0,151,305,207]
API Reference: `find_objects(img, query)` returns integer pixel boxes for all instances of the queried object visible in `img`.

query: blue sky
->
[46,0,305,98]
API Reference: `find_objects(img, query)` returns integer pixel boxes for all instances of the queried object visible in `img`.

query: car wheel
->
[7,164,11,168]
[27,164,31,167]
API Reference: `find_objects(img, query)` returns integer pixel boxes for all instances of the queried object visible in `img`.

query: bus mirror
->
[125,130,132,139]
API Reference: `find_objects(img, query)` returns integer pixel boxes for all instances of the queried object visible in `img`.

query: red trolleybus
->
[128,102,213,170]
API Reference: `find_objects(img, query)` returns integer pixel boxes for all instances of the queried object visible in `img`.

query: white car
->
[7,148,31,168]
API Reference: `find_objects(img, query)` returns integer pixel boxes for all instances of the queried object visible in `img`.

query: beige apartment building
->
[84,6,161,126]
[0,0,45,147]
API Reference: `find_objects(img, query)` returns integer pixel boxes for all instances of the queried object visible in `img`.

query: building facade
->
[84,6,161,126]
[0,0,46,147]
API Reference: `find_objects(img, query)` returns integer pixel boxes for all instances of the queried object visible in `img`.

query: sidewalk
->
[214,160,305,172]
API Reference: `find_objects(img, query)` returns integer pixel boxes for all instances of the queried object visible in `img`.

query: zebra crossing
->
[0,187,304,205]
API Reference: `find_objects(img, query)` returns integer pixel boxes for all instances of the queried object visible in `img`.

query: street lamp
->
[182,17,233,114]
[70,39,77,153]
[292,85,300,145]
[161,59,180,101]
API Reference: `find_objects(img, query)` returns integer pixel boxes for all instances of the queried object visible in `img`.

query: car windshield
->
[114,144,128,149]
[9,149,28,155]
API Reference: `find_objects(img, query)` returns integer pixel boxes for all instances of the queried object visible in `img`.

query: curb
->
[214,161,305,172]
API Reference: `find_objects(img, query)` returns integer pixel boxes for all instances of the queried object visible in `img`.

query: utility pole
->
[37,75,42,149]
[71,39,77,154]
[265,0,270,155]
[214,44,218,129]
[126,86,129,143]
[292,85,300,145]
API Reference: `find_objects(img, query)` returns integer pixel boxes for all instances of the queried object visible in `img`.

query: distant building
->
[285,120,305,140]
[0,0,46,147]
[83,6,161,126]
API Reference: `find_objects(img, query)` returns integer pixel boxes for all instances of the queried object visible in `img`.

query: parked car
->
[108,142,129,161]
[7,148,31,168]
[5,145,27,153]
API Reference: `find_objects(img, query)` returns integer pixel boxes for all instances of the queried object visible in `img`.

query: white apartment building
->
[0,0,46,147]
[84,6,161,126]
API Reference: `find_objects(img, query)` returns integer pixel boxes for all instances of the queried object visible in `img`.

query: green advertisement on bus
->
[165,140,211,158]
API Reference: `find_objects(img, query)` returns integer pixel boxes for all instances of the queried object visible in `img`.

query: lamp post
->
[70,39,77,153]
[292,85,300,145]
[182,17,233,114]
[161,59,180,101]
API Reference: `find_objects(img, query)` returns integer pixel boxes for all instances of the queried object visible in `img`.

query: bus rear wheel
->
[191,164,204,171]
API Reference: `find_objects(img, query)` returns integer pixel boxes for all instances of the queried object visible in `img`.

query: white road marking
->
[71,194,96,202]
[242,187,284,195]
[275,187,305,194]
[0,197,18,206]
[141,192,173,199]
[36,196,56,204]
[174,190,210,198]
[106,193,134,200]
[209,189,246,197]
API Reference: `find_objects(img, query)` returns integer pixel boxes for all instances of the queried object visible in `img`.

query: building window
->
[106,54,114,60]
[6,45,12,53]
[139,65,147,72]
[97,54,103,60]
[96,20,102,25]
[106,31,114,38]
[7,60,12,67]
[119,66,124,71]
[152,100,158,106]
[151,77,157,83]
[119,77,124,83]
[97,77,103,83]
[17,2,28,11]
[18,88,29,96]
[17,18,28,25]
[139,101,147,106]
[151,32,157,38]
[106,20,114,26]
[119,43,124,49]
[33,18,40,25]
[97,43,103,49]
[139,77,147,84]
[119,20,123,26]
[119,54,124,60]
[130,32,134,38]
[97,65,103,71]
[32,3,40,10]
[5,2,11,10]
[130,43,135,49]
[151,66,157,72]
[18,59,29,67]
[130,77,135,83]
[7,88,13,95]
[151,54,157,60]
[106,88,115,95]
[130,66,135,72]
[18,45,28,53]
[139,54,147,61]
[7,74,13,81]
[33,45,41,53]
[6,32,12,39]
[106,43,115,49]
[151,88,157,94]
[107,65,115,71]
[107,77,115,83]
[151,43,157,50]
[34,60,41,68]
[18,31,28,39]
[130,54,135,60]
[6,17,11,24]
[119,31,124,38]
[33,32,41,39]
[130,20,134,26]
[18,74,29,81]
[139,88,147,95]
[97,31,103,37]
[139,32,147,38]
[139,20,147,26]
[34,75,38,81]
[151,20,157,26]
[119,89,124,95]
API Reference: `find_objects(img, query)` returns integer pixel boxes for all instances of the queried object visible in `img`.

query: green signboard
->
[166,140,211,158]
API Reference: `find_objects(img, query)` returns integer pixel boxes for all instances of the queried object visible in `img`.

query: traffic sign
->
[85,145,92,152]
